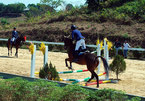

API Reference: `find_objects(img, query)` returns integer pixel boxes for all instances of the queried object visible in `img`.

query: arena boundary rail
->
[0,38,145,51]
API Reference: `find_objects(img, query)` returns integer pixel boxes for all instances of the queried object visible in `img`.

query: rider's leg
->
[11,37,15,45]
[72,40,81,62]
[80,39,87,52]
[81,39,86,50]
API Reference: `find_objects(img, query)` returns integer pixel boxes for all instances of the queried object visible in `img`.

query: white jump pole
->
[97,44,101,74]
[105,45,109,64]
[44,46,48,66]
[30,45,36,78]
[104,39,106,58]
[103,39,109,80]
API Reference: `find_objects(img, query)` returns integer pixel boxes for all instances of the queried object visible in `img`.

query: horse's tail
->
[96,56,109,80]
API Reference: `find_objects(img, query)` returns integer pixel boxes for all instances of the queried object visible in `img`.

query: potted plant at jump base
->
[109,55,126,80]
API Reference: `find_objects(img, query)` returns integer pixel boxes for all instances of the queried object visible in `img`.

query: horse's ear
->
[63,35,68,41]
[64,35,67,38]
[64,35,70,39]
[20,34,23,37]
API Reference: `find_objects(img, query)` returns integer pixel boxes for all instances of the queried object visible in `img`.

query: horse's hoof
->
[68,66,72,70]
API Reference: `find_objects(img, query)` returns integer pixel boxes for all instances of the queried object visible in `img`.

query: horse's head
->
[19,34,26,44]
[64,36,73,49]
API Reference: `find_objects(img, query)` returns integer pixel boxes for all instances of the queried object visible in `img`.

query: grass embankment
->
[0,77,141,101]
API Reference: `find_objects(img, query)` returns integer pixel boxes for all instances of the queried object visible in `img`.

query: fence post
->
[30,45,36,78]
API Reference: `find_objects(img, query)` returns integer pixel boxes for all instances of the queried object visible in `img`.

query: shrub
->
[109,47,116,58]
[39,62,60,80]
[88,88,127,101]
[1,18,9,25]
[0,78,141,101]
[110,55,126,79]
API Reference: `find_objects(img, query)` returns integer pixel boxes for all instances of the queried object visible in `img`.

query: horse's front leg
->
[8,47,9,56]
[65,58,69,67]
[11,46,12,56]
[15,48,18,58]
[70,62,72,69]
[65,58,73,70]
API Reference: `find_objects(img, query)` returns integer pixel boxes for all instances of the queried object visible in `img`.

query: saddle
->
[78,49,89,56]
[72,48,89,62]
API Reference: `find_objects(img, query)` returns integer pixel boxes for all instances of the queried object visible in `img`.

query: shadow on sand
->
[0,56,16,58]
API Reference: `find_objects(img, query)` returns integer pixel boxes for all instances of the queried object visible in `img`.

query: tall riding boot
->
[72,51,79,62]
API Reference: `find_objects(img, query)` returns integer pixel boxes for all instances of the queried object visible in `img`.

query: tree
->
[4,3,25,13]
[25,3,54,17]
[109,55,126,80]
[40,0,64,9]
[65,4,73,11]
[86,0,100,11]
[37,3,54,13]
[27,4,37,9]
[0,3,6,14]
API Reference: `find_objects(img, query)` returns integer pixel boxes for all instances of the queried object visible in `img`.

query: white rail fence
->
[0,38,145,78]
[0,38,145,51]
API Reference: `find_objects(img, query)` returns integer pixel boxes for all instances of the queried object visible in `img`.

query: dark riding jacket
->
[72,29,85,41]
[12,31,18,39]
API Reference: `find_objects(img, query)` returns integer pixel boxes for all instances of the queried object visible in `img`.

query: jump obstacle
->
[30,38,114,86]
[29,43,48,78]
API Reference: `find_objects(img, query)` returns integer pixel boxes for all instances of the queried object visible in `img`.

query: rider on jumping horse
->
[71,25,87,62]
[11,27,18,44]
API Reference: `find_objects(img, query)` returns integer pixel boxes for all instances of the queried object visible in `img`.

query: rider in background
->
[11,27,18,44]
[71,25,86,62]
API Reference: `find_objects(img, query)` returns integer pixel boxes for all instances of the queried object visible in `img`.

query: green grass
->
[0,77,141,101]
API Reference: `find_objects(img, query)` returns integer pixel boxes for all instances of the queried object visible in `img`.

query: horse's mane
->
[64,38,75,48]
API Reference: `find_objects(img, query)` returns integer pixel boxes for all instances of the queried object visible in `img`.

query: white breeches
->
[11,37,16,42]
[75,39,86,51]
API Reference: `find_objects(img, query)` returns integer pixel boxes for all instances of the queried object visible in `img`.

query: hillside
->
[0,0,145,47]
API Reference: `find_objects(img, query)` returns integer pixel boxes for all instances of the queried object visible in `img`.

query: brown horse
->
[64,37,109,88]
[7,35,26,57]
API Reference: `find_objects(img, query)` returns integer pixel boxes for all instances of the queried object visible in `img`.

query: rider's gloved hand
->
[72,40,76,44]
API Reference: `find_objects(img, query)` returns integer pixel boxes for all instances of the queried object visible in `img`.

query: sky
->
[0,0,86,6]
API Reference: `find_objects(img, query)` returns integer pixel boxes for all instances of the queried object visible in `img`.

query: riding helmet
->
[71,25,76,30]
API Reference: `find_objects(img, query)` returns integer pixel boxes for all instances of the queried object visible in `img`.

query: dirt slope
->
[0,19,145,47]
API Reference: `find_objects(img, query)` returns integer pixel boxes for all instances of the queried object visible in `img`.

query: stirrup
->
[72,58,78,62]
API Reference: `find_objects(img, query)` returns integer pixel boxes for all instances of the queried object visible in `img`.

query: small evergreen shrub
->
[1,18,9,25]
[39,62,59,80]
[109,48,116,58]
[110,55,126,79]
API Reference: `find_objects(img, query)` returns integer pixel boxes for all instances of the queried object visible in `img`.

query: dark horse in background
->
[7,35,26,57]
[64,37,109,88]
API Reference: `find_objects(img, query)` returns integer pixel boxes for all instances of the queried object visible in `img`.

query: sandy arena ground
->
[0,47,145,97]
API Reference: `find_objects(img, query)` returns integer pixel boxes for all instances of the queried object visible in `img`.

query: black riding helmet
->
[13,27,16,29]
[71,25,76,30]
